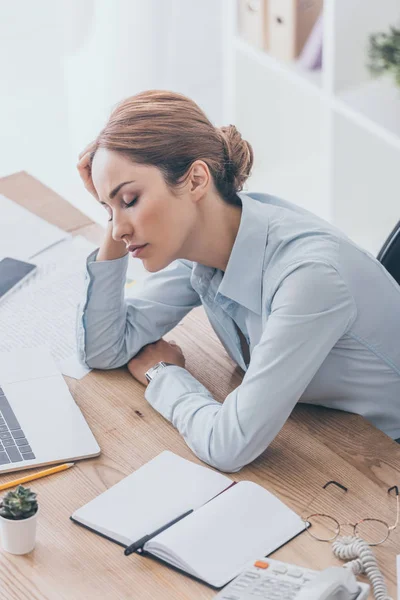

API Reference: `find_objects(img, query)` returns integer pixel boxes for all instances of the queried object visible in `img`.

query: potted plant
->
[367,26,400,87]
[0,485,38,554]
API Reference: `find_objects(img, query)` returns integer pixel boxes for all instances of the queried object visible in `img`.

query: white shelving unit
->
[230,0,400,255]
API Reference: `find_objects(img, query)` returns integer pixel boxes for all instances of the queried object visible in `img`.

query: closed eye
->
[122,196,138,208]
[101,197,138,222]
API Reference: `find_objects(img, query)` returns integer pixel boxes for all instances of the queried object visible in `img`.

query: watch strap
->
[145,361,173,383]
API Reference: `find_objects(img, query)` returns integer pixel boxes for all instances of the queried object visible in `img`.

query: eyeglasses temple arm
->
[323,481,348,492]
[388,486,399,531]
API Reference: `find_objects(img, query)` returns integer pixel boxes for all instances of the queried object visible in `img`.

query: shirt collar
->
[217,193,269,315]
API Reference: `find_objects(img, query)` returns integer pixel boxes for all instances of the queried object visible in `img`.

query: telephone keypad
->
[214,558,317,600]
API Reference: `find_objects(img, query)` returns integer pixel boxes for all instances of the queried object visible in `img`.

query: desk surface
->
[0,171,399,600]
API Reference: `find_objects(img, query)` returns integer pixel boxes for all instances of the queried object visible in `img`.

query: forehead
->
[91,148,160,192]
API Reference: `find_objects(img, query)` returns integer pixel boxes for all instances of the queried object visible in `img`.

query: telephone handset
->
[297,566,369,600]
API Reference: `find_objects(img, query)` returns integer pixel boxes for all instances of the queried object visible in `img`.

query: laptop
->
[0,347,100,474]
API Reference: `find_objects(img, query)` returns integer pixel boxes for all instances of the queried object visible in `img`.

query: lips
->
[127,244,145,252]
[128,244,148,258]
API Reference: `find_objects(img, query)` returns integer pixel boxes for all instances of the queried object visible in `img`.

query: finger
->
[169,341,183,352]
[77,152,91,171]
[77,155,95,182]
[78,149,91,161]
[78,142,96,160]
[76,163,98,199]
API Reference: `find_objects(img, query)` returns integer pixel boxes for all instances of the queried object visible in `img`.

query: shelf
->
[235,36,400,151]
[333,79,400,151]
[235,37,323,97]
[233,0,400,256]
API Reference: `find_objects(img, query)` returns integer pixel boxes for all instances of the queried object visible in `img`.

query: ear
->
[188,160,210,202]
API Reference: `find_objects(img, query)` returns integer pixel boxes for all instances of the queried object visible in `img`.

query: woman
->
[77,90,400,473]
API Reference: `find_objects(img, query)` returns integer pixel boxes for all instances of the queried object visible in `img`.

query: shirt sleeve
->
[145,261,357,472]
[77,250,201,369]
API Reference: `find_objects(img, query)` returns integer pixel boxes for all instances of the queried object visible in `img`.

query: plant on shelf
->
[367,26,400,87]
[0,485,38,520]
[0,485,39,555]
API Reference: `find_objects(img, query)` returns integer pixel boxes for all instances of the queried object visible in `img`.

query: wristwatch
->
[145,361,173,383]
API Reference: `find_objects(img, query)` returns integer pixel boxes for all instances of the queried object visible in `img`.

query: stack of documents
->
[0,193,95,378]
[0,234,97,379]
[0,194,150,379]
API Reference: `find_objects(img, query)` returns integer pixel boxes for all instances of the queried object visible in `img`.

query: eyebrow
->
[108,180,135,200]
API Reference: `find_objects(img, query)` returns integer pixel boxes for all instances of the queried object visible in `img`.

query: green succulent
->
[0,485,38,520]
[367,26,400,87]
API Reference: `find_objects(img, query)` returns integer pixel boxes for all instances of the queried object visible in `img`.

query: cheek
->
[139,194,192,253]
[141,208,175,244]
[138,202,165,232]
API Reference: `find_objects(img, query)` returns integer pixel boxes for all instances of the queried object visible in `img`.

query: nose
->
[111,210,133,242]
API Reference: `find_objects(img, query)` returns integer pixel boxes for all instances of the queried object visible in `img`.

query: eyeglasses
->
[302,480,399,546]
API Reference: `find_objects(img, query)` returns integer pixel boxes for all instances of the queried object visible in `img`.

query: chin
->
[142,256,173,273]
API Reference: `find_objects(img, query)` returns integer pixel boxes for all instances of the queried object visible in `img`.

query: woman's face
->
[91,148,197,272]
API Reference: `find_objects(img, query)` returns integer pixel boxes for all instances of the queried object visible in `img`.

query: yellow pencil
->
[0,462,75,492]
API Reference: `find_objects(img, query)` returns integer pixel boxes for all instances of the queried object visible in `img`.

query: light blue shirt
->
[77,193,400,472]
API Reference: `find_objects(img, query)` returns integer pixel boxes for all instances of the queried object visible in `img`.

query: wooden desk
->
[0,171,399,600]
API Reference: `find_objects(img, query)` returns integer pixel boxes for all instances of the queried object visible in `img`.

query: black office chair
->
[377,220,400,286]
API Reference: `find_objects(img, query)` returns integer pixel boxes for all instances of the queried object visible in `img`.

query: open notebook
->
[71,451,307,588]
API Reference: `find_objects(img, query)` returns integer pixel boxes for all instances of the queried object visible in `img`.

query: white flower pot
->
[0,508,38,555]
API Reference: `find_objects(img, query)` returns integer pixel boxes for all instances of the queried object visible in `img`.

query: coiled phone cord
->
[332,536,392,600]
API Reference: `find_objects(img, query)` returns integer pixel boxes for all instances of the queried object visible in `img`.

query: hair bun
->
[218,125,254,192]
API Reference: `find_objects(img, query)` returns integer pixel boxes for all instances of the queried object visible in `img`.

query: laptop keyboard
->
[0,387,35,464]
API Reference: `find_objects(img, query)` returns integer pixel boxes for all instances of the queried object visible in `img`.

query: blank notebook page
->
[71,451,232,546]
[147,480,306,588]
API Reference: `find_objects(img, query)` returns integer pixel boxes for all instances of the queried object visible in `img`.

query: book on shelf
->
[238,0,270,51]
[268,0,323,62]
[297,11,323,70]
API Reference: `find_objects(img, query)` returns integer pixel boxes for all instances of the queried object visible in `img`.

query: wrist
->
[96,225,128,262]
[145,362,174,383]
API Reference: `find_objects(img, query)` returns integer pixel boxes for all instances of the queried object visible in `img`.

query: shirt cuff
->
[145,365,214,422]
[85,249,129,309]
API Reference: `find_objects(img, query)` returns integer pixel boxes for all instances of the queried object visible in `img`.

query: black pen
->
[124,509,193,556]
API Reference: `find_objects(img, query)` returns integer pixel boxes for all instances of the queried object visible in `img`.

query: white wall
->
[0,0,232,225]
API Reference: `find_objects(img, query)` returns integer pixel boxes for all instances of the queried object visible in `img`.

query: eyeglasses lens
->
[306,514,340,541]
[354,519,389,545]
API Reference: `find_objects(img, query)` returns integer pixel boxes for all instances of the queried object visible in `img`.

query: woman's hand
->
[127,339,186,386]
[77,142,98,200]
[78,140,127,261]
[96,221,128,261]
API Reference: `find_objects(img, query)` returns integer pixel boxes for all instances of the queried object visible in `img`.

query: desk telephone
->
[214,558,370,600]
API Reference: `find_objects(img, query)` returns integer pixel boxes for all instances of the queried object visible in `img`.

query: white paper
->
[0,346,59,384]
[0,194,69,260]
[71,451,232,547]
[60,354,92,380]
[0,236,96,379]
